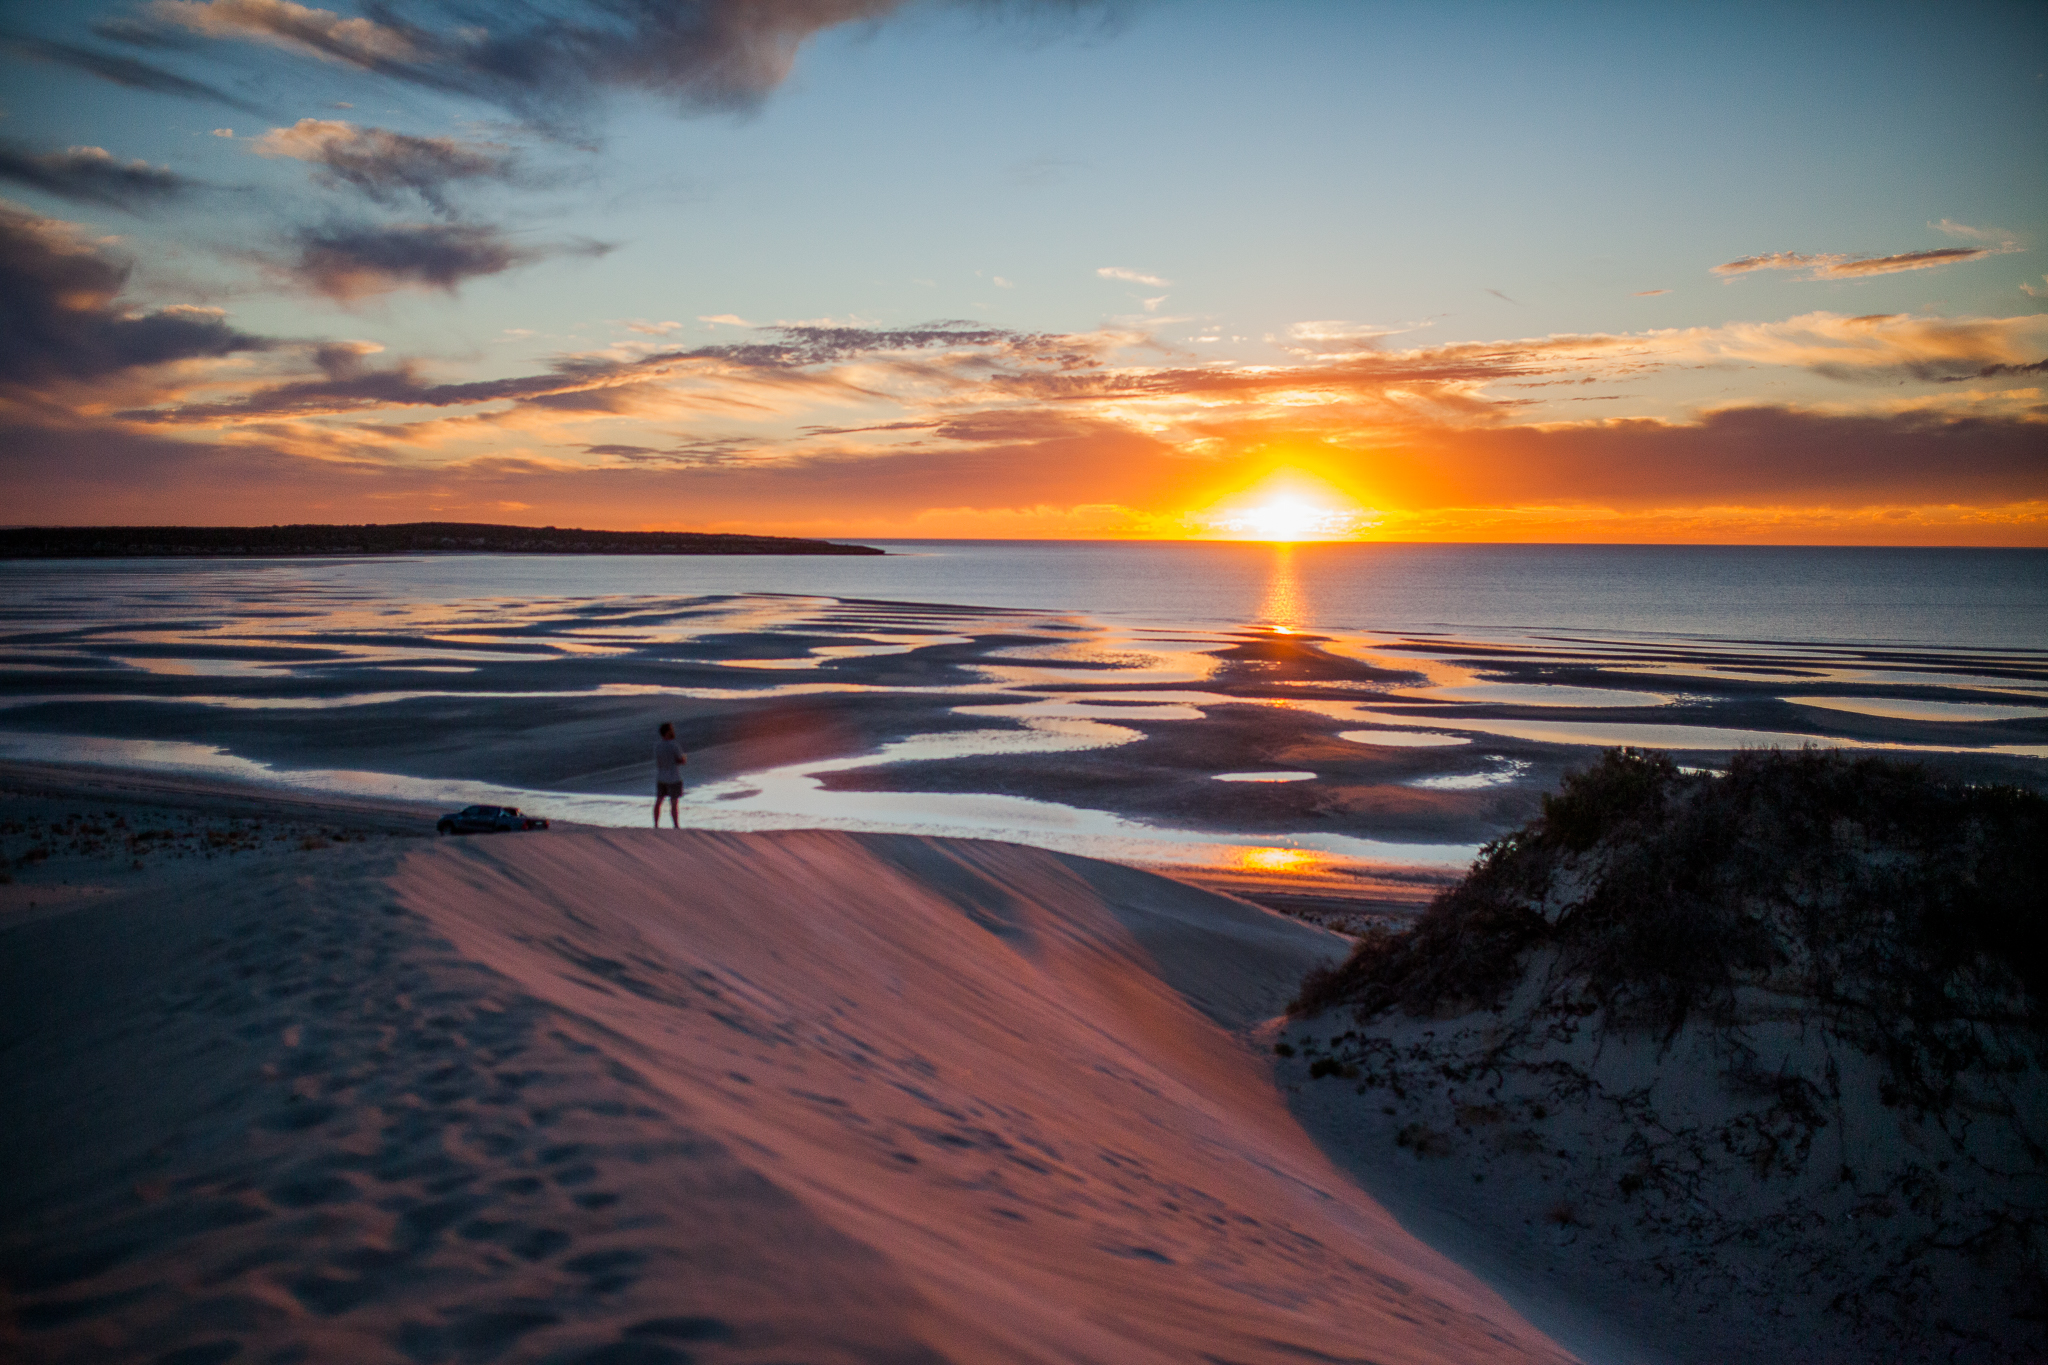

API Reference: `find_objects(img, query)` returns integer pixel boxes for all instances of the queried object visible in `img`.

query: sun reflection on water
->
[1237,846,1322,875]
[1258,545,1309,631]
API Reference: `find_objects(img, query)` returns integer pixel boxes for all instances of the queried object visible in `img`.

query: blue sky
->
[3,0,2044,540]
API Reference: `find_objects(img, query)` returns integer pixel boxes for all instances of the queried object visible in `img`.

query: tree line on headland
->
[0,523,885,558]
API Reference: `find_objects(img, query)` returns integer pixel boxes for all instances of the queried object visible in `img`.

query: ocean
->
[3,542,2044,881]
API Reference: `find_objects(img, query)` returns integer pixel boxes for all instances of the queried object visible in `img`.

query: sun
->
[1204,475,1374,541]
[1237,497,1331,542]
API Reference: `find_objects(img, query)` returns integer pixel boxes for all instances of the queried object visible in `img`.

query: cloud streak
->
[122,0,1105,128]
[251,120,515,213]
[0,141,197,210]
[1097,266,1169,286]
[275,221,612,300]
[5,34,268,112]
[1713,246,2006,280]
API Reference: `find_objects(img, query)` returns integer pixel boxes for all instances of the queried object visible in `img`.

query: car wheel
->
[437,822,452,835]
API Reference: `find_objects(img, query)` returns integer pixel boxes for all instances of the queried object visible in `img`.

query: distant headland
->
[0,523,886,558]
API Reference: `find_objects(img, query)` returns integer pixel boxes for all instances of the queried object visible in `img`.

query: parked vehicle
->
[436,804,550,835]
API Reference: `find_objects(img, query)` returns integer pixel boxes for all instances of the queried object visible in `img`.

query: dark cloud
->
[1379,406,2048,507]
[1953,358,2048,381]
[0,202,268,393]
[252,119,515,213]
[284,221,534,299]
[0,139,196,210]
[121,1,1108,128]
[4,34,266,113]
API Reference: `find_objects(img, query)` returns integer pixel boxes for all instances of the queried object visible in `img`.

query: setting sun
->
[1204,475,1374,541]
[1239,498,1328,541]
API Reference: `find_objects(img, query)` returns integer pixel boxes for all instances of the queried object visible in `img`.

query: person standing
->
[653,722,686,828]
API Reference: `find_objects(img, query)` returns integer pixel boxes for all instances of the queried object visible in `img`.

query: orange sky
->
[2,4,2044,543]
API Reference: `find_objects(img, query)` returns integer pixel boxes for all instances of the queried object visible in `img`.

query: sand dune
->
[1,829,1576,1365]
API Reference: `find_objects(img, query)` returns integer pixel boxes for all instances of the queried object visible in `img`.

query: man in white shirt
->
[653,721,687,828]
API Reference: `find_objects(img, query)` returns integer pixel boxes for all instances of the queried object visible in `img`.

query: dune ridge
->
[1,829,1575,1365]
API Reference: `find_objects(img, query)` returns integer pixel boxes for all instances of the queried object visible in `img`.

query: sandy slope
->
[0,829,1576,1365]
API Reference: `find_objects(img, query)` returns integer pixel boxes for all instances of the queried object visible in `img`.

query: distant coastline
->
[0,522,885,558]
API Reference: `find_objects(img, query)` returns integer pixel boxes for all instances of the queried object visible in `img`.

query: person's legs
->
[666,792,681,827]
[652,792,661,827]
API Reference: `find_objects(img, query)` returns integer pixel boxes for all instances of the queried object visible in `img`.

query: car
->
[436,804,550,835]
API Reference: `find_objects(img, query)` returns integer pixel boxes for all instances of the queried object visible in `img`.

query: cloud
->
[1713,251,1827,276]
[1713,246,2004,279]
[1633,289,1669,297]
[1949,358,2048,381]
[277,221,595,300]
[1673,310,2048,384]
[1097,266,1168,286]
[116,320,1071,428]
[251,119,515,213]
[147,0,418,64]
[5,35,267,112]
[126,0,1104,128]
[1401,406,2048,508]
[0,202,268,395]
[9,390,2042,545]
[0,141,196,210]
[1283,320,1414,354]
[1932,219,2013,243]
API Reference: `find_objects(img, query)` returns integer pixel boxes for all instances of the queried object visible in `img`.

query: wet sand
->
[3,581,2043,929]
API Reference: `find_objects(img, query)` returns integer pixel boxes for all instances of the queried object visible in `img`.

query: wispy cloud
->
[1097,266,1168,287]
[147,0,418,65]
[124,0,1107,129]
[1713,245,2009,280]
[1932,218,2014,243]
[1633,289,1669,297]
[6,34,267,113]
[0,141,197,210]
[250,120,515,214]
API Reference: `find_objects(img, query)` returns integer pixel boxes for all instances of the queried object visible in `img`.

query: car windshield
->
[461,806,488,816]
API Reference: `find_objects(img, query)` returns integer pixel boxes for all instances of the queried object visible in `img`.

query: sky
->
[2,0,2045,543]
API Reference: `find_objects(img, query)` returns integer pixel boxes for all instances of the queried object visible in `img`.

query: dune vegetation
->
[1287,747,2046,1362]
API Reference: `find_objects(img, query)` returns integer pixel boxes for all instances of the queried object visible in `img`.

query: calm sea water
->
[2,543,2043,875]
[16,542,2033,646]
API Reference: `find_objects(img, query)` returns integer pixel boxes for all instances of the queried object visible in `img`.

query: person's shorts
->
[656,780,684,798]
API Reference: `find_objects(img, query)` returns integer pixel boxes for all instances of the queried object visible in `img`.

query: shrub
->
[1294,747,2048,1053]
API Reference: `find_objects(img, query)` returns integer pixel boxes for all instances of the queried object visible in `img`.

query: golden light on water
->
[1237,847,1322,875]
[1258,543,1308,630]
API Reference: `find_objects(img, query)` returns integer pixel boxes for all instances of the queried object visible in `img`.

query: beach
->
[4,547,2045,1363]
[0,761,1586,1365]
